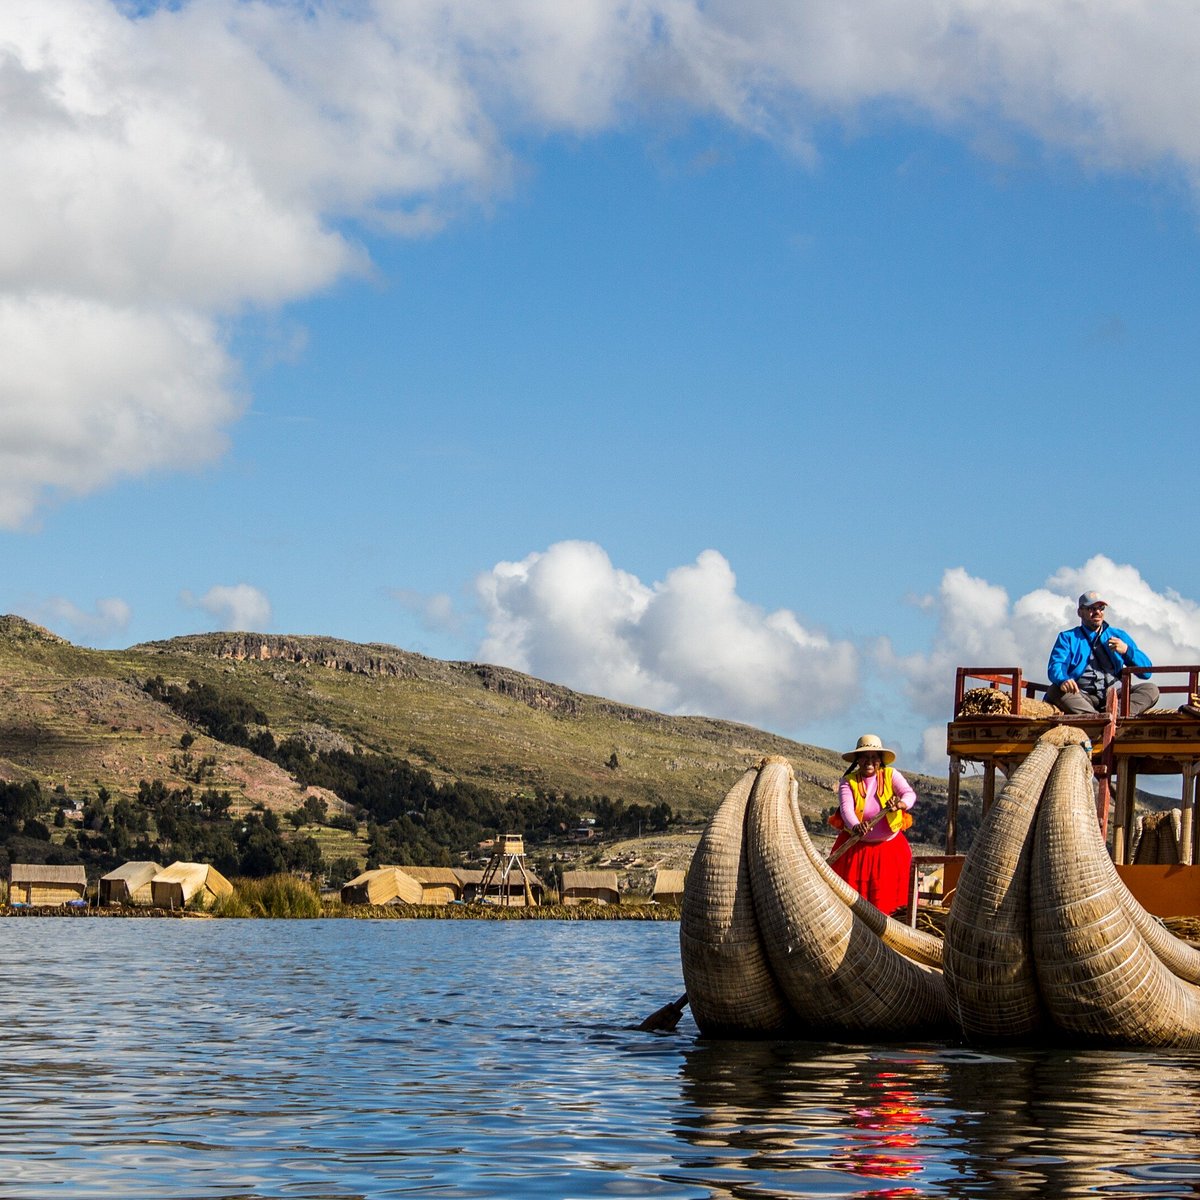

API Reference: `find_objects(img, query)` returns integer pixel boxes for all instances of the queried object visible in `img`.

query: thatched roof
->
[101,861,162,887]
[561,870,619,891]
[152,861,234,903]
[402,867,462,885]
[652,869,686,894]
[10,863,86,885]
[155,862,210,888]
[456,867,546,889]
[341,866,424,905]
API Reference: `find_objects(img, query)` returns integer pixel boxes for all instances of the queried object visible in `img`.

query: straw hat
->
[842,733,896,765]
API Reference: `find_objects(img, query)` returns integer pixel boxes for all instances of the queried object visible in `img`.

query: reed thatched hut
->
[151,862,234,910]
[651,869,686,905]
[9,863,87,906]
[400,867,464,905]
[99,861,163,906]
[340,866,423,906]
[560,869,620,906]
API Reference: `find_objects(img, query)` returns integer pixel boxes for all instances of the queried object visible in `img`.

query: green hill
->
[0,615,972,881]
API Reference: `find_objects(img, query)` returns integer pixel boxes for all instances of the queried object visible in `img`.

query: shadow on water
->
[669,1037,1200,1198]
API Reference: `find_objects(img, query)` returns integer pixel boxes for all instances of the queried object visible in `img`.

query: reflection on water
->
[2,919,1200,1198]
[676,1038,1200,1197]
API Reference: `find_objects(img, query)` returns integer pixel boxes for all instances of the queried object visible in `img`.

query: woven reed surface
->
[1165,917,1200,943]
[1132,809,1182,865]
[1119,883,1200,986]
[679,767,791,1035]
[1029,744,1200,1047]
[681,726,1200,1044]
[943,736,1061,1039]
[957,687,1056,718]
[745,759,950,1036]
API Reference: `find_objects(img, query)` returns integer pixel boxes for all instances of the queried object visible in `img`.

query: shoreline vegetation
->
[4,873,681,919]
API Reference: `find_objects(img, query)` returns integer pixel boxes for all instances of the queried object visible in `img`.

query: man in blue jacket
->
[1045,590,1160,716]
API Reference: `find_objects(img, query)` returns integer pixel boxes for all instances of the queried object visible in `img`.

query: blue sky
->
[4,1,1200,772]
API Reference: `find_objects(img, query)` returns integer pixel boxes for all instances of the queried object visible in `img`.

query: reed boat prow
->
[678,663,1200,1046]
[681,755,951,1039]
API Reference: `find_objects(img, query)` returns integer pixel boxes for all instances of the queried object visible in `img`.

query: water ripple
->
[3,920,1200,1197]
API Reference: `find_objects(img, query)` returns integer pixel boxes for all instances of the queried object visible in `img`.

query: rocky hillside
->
[0,615,969,837]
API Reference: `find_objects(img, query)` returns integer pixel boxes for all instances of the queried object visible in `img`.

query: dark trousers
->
[1045,680,1160,716]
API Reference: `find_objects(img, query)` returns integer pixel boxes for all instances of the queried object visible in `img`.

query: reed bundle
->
[1131,808,1182,866]
[680,756,948,1038]
[944,722,1200,1047]
[957,687,1056,718]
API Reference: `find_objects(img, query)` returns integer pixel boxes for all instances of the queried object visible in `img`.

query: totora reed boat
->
[679,724,1200,1047]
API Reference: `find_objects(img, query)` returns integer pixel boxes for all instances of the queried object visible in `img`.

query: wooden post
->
[982,762,996,816]
[1183,763,1197,867]
[1193,767,1200,866]
[1095,768,1111,842]
[905,861,920,928]
[1114,765,1136,865]
[946,755,960,856]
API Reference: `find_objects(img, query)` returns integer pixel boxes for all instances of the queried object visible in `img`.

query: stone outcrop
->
[133,632,442,681]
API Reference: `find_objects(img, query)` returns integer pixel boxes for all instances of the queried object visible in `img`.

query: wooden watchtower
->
[946,665,1200,866]
[476,833,538,907]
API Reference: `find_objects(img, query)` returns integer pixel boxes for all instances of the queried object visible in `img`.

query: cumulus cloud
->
[6,1,1200,525]
[0,297,237,526]
[390,588,466,637]
[476,541,858,729]
[181,582,272,631]
[27,595,132,644]
[886,556,1200,768]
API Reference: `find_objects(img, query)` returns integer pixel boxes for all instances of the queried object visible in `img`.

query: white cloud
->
[476,540,858,729]
[6,1,1200,526]
[390,588,466,637]
[181,582,272,631]
[27,595,132,644]
[0,297,237,526]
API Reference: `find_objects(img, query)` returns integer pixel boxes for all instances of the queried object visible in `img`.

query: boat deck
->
[946,665,1200,864]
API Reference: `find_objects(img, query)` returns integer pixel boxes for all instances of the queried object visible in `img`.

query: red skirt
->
[829,831,912,915]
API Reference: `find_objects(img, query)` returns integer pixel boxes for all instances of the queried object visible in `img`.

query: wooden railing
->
[953,667,1046,715]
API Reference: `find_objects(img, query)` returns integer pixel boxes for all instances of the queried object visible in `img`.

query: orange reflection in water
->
[837,1070,933,1190]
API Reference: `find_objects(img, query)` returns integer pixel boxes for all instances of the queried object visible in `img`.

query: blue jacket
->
[1047,623,1153,685]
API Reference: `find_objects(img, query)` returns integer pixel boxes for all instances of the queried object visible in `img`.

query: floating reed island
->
[679,731,1200,1048]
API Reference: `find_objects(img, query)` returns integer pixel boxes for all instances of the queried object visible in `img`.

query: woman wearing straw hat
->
[828,734,917,915]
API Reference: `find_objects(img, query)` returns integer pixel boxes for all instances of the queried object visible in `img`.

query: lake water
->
[3,919,1200,1198]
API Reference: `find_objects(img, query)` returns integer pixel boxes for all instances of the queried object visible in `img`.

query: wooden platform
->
[947,666,1200,867]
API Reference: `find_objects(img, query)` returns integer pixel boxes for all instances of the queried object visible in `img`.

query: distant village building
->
[560,869,620,906]
[401,867,464,905]
[151,862,234,910]
[340,866,423,907]
[9,863,87,907]
[99,861,163,906]
[455,867,546,907]
[651,869,685,905]
[469,834,544,907]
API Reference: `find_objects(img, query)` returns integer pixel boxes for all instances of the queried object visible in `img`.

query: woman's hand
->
[852,822,868,836]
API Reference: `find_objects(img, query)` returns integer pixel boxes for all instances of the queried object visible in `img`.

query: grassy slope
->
[0,617,965,837]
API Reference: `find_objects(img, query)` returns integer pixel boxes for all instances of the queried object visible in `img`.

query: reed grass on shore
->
[213,875,324,918]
